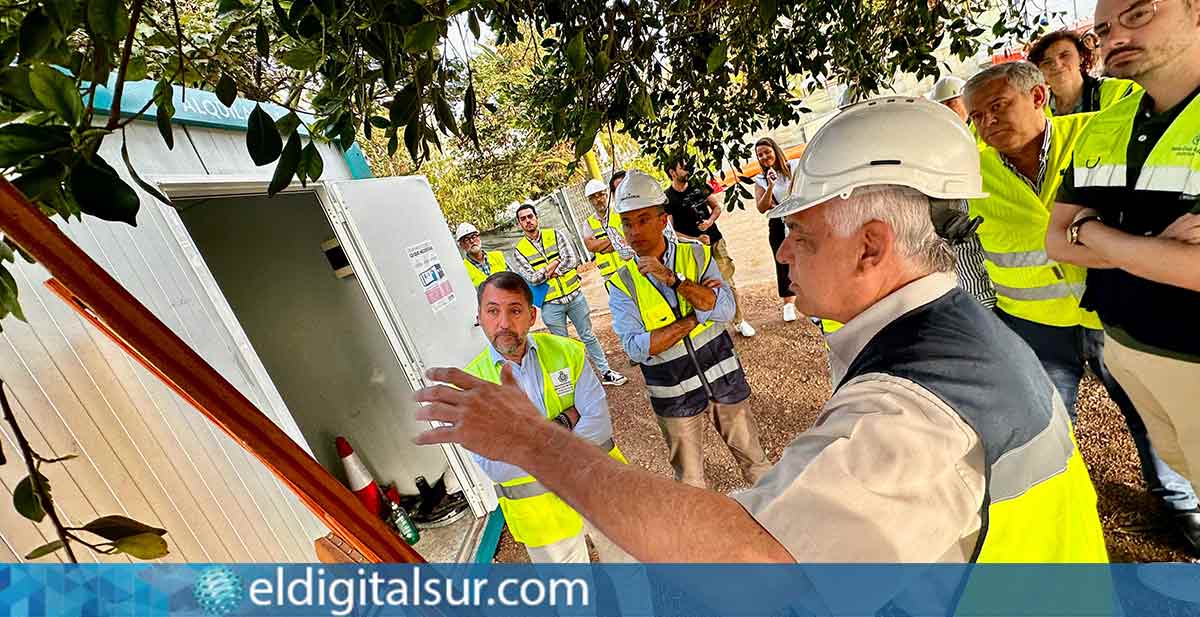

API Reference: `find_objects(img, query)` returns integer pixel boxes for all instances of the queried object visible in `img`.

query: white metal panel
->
[185,127,353,181]
[0,120,327,563]
[325,176,499,515]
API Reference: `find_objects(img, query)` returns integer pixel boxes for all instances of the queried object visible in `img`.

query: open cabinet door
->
[319,176,498,517]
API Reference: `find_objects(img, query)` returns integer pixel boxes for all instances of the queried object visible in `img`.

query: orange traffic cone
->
[336,436,381,517]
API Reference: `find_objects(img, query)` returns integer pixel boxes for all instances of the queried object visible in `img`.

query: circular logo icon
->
[193,566,245,616]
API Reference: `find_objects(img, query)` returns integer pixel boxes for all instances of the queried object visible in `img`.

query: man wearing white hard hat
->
[929,75,969,122]
[413,96,1107,563]
[601,169,769,489]
[455,222,509,288]
[580,178,634,281]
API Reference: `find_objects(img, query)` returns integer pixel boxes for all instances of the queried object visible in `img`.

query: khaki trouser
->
[655,401,771,489]
[710,239,744,324]
[524,518,635,563]
[1103,334,1200,486]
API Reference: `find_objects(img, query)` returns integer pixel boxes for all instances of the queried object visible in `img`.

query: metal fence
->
[477,187,591,265]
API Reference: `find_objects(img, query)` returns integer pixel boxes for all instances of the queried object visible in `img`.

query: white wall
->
[176,191,450,493]
[0,121,348,562]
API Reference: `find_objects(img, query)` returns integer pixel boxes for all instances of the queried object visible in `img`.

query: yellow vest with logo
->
[463,333,626,547]
[515,229,582,303]
[586,209,631,279]
[970,114,1102,329]
[463,250,509,287]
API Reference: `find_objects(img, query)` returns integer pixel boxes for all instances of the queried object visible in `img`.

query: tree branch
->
[106,0,147,130]
[0,380,77,563]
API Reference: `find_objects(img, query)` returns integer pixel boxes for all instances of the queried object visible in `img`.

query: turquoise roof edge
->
[91,75,374,178]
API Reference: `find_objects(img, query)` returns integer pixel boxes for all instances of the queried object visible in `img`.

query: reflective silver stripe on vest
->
[983,249,1050,268]
[993,281,1086,302]
[642,323,725,366]
[494,439,616,500]
[1135,165,1200,195]
[989,394,1075,502]
[494,481,549,500]
[645,355,742,399]
[1074,164,1126,188]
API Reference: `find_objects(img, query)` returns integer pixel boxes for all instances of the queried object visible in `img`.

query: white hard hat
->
[929,76,966,103]
[454,222,479,241]
[769,97,987,219]
[613,170,666,214]
[584,179,607,197]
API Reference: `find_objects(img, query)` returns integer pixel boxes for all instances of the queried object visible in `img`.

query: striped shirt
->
[948,200,998,309]
[510,228,582,305]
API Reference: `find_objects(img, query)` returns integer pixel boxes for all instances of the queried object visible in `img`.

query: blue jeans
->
[541,293,611,375]
[997,310,1199,513]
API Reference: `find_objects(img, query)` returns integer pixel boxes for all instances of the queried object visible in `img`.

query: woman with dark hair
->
[1027,29,1137,115]
[752,137,800,322]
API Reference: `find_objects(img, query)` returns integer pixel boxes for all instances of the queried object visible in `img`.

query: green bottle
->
[386,500,420,545]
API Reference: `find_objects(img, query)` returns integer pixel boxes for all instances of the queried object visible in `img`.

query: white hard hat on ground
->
[584,179,607,197]
[769,96,987,219]
[929,76,966,103]
[613,170,667,214]
[454,222,479,241]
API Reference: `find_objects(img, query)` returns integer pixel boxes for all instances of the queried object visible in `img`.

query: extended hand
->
[1160,213,1200,245]
[413,366,544,462]
[637,256,676,285]
[932,208,983,243]
[697,220,713,231]
[698,234,711,246]
[766,169,778,184]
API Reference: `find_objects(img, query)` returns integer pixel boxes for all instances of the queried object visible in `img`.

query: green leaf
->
[29,64,83,126]
[0,240,12,264]
[256,19,269,61]
[13,159,65,203]
[71,154,140,226]
[299,141,323,185]
[368,116,390,130]
[4,238,34,264]
[387,132,398,156]
[272,0,295,36]
[215,73,236,107]
[153,79,174,150]
[275,112,301,137]
[312,0,334,17]
[268,131,301,196]
[389,85,418,125]
[13,473,48,523]
[277,46,321,70]
[81,514,167,541]
[759,0,777,29]
[403,119,420,163]
[45,0,78,36]
[447,0,471,16]
[633,90,656,121]
[124,55,148,81]
[25,540,65,560]
[566,31,586,72]
[0,124,71,167]
[246,104,282,166]
[382,0,424,26]
[0,68,42,109]
[404,21,440,51]
[706,42,727,74]
[468,12,480,40]
[19,8,55,61]
[87,0,129,43]
[216,0,245,14]
[433,91,459,136]
[574,112,601,159]
[78,39,113,83]
[113,532,168,560]
[288,0,312,22]
[120,132,171,207]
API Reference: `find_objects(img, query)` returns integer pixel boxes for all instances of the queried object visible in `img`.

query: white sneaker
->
[735,320,757,337]
[782,304,798,322]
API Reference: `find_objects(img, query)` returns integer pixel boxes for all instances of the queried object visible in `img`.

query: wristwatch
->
[1068,215,1103,246]
[670,271,685,290]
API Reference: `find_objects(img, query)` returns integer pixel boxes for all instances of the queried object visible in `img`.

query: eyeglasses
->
[461,233,480,242]
[1091,0,1165,39]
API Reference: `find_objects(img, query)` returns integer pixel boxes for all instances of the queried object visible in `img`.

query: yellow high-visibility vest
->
[515,229,581,303]
[463,250,508,287]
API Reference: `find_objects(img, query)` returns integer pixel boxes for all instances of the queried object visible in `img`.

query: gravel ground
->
[493,203,1196,564]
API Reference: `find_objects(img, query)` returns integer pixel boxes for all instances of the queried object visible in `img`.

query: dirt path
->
[500,201,1196,563]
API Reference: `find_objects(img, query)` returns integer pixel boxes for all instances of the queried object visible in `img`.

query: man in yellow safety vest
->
[581,178,634,281]
[414,97,1108,566]
[460,271,629,563]
[455,222,508,288]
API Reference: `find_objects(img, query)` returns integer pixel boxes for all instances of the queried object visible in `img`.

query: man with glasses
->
[512,203,628,387]
[1046,0,1200,553]
[456,222,508,288]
